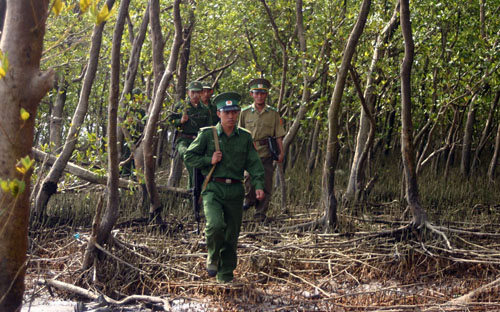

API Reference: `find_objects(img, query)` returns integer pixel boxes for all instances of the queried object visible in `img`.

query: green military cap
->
[214,92,242,111]
[248,78,270,92]
[187,81,203,91]
[202,81,213,90]
[132,88,142,95]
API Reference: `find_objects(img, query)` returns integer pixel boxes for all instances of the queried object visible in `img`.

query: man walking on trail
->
[169,81,211,188]
[239,78,286,222]
[201,81,219,125]
[184,92,265,284]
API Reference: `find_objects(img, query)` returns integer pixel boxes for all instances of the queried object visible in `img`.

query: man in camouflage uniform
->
[239,78,286,221]
[201,81,219,125]
[169,81,211,188]
[184,92,264,284]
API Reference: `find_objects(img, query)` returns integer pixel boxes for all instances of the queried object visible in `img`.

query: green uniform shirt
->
[184,123,265,190]
[203,98,219,126]
[168,100,211,135]
[239,104,286,158]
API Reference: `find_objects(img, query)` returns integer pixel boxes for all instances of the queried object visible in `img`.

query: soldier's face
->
[201,89,213,102]
[217,110,240,128]
[250,91,268,105]
[189,90,202,104]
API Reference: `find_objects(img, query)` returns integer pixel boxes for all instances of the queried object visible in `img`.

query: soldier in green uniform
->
[201,81,219,125]
[169,81,211,188]
[184,92,265,284]
[239,78,286,221]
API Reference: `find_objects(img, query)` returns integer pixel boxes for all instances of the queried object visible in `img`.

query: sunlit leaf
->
[20,108,30,121]
[16,166,27,174]
[20,156,35,171]
[0,50,8,79]
[0,180,9,192]
[52,0,65,17]
[96,4,116,25]
[80,0,91,12]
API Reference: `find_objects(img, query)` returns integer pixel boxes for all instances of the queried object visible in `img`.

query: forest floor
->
[23,206,500,312]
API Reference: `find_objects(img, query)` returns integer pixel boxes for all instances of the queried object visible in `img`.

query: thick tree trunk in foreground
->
[400,0,427,226]
[0,1,53,310]
[143,0,183,218]
[33,0,116,222]
[322,0,371,227]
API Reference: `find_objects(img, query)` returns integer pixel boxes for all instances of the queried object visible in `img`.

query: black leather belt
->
[212,177,242,184]
[179,133,196,140]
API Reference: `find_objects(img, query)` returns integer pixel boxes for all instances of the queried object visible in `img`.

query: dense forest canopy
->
[35,0,499,180]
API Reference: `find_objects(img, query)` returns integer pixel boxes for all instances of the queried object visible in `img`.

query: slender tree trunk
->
[143,0,183,218]
[400,0,427,226]
[260,0,287,110]
[97,0,130,247]
[0,1,53,310]
[479,0,486,40]
[345,0,400,203]
[322,0,371,227]
[487,122,500,181]
[167,10,194,187]
[33,0,116,222]
[117,3,149,160]
[149,0,165,98]
[472,90,500,171]
[460,94,477,177]
[50,76,67,152]
[306,119,321,174]
[282,0,337,157]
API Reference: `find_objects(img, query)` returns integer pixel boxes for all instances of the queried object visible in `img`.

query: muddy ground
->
[22,207,500,312]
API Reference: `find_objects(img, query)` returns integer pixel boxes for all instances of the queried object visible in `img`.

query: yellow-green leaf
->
[52,0,65,16]
[80,0,91,13]
[9,179,25,196]
[20,108,30,121]
[16,166,27,174]
[0,50,8,79]
[96,4,115,24]
[0,180,9,192]
[21,156,35,170]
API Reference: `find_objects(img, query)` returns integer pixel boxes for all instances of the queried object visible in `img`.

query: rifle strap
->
[201,127,220,194]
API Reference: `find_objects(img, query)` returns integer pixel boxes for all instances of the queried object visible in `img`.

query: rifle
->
[170,129,179,158]
[192,167,204,234]
[267,136,280,161]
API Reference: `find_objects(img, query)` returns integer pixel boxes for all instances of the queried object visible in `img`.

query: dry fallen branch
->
[42,279,171,309]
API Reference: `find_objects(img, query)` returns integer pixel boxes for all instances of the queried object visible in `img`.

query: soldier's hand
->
[255,189,265,201]
[180,114,189,124]
[278,152,285,163]
[211,151,222,164]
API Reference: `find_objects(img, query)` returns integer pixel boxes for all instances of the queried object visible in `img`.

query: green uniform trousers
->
[202,180,245,283]
[176,138,195,188]
[244,157,274,216]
